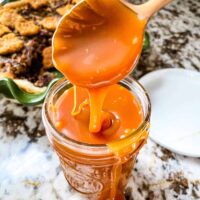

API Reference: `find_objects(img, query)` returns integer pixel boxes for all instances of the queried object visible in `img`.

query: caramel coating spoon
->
[53,0,173,88]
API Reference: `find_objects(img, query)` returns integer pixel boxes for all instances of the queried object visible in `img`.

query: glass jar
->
[42,76,151,200]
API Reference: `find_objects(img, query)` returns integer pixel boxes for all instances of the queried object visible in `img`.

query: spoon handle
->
[122,0,173,19]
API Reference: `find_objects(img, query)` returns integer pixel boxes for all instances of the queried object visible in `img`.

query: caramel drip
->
[87,86,110,133]
[72,85,120,134]
[110,162,122,199]
[108,125,149,157]
[72,86,89,116]
[109,125,149,200]
[72,85,114,134]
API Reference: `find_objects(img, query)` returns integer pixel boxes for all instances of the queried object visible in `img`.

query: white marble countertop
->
[0,0,200,199]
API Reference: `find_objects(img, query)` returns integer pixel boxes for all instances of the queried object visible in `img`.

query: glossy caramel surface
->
[52,84,142,144]
[53,0,146,88]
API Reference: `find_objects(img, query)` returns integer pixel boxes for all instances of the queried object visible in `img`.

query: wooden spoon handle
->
[122,0,173,19]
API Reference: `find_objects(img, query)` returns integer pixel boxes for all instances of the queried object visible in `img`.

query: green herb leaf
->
[143,32,150,51]
[0,78,60,106]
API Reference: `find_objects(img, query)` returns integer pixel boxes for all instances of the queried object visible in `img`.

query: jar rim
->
[42,76,151,151]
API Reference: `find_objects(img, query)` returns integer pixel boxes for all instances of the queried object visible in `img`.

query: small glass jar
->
[42,76,151,200]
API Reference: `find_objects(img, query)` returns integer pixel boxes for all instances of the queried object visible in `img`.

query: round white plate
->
[139,68,200,157]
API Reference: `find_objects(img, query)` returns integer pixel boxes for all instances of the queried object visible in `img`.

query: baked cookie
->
[0,0,79,93]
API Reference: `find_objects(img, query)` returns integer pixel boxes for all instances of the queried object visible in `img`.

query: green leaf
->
[0,78,60,106]
[143,32,150,51]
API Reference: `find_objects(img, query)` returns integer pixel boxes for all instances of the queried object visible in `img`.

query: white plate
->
[139,68,200,157]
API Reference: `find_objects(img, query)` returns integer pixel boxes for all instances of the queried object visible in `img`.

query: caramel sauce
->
[53,0,146,133]
[53,84,142,144]
[53,0,146,88]
[52,0,148,199]
[52,84,145,200]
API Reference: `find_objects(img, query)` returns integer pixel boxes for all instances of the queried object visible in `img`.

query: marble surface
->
[0,0,200,199]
